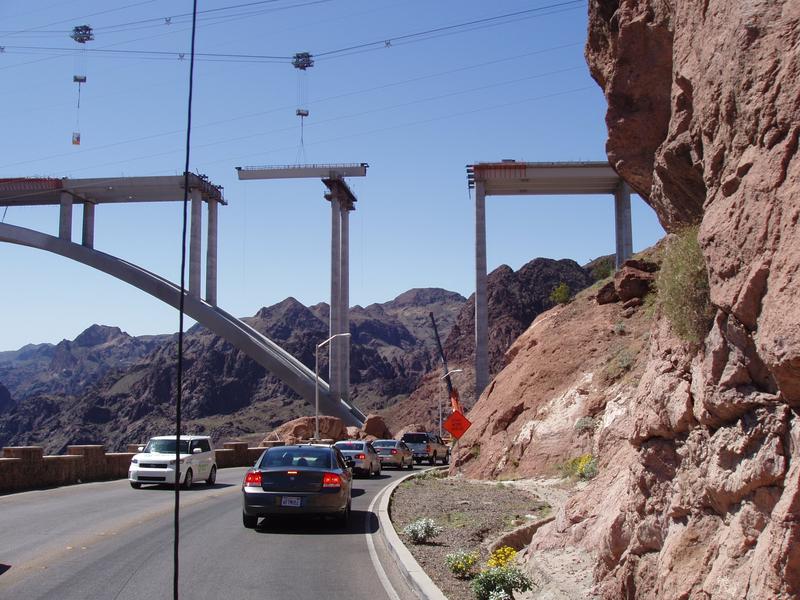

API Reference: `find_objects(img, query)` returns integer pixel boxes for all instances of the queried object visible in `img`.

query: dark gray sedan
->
[372,439,414,470]
[242,445,353,529]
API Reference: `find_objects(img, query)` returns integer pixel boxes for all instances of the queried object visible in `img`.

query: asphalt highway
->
[0,466,416,599]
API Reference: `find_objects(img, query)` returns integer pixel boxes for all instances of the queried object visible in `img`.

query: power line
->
[1,47,584,170]
[1,1,585,66]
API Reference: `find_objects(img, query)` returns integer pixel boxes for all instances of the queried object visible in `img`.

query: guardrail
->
[0,441,286,494]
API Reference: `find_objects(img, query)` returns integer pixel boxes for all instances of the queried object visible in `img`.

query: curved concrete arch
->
[0,222,365,427]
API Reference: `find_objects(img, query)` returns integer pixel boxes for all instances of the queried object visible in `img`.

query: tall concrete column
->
[329,197,342,401]
[339,204,350,403]
[59,192,73,241]
[206,198,218,306]
[614,181,633,269]
[82,201,95,248]
[474,180,489,397]
[189,189,202,298]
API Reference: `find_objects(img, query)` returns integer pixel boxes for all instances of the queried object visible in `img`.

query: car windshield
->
[372,440,396,448]
[334,442,364,451]
[401,433,428,444]
[145,439,189,454]
[261,447,332,469]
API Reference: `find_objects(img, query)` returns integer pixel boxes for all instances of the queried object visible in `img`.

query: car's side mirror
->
[137,446,144,452]
[192,447,202,454]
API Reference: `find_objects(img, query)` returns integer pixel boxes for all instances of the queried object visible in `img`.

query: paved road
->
[0,466,416,599]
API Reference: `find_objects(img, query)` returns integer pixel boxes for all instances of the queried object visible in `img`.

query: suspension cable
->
[174,0,198,598]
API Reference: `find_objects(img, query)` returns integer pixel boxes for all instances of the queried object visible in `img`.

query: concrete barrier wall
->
[0,441,284,494]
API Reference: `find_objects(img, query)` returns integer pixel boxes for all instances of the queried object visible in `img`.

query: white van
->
[129,435,217,489]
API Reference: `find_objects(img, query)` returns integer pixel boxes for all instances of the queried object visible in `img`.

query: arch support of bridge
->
[468,161,634,398]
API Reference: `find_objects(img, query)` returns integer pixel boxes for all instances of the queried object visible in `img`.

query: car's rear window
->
[372,440,397,448]
[260,447,332,469]
[401,433,428,444]
[334,442,364,451]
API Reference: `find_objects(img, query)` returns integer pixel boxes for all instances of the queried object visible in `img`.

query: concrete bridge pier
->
[59,192,73,240]
[189,189,202,298]
[339,202,350,403]
[206,198,218,306]
[82,201,95,248]
[329,196,342,402]
[474,180,490,397]
[614,181,633,269]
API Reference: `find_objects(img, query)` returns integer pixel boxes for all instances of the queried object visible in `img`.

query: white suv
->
[129,435,217,489]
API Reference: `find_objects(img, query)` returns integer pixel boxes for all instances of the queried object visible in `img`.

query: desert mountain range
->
[0,257,597,454]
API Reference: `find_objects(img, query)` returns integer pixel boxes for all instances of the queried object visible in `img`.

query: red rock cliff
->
[453,1,800,598]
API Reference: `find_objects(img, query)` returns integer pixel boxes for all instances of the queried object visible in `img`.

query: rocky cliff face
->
[454,2,799,598]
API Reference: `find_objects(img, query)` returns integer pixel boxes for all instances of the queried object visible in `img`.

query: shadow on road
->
[133,482,236,492]
[0,564,11,577]
[254,509,379,535]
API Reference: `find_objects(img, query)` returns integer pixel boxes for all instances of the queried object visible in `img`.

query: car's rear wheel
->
[206,465,217,485]
[429,454,436,466]
[182,469,193,490]
[130,481,141,489]
[336,501,351,528]
[444,452,450,465]
[407,458,414,470]
[243,513,258,529]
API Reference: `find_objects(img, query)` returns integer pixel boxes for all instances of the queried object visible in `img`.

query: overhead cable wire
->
[313,0,584,58]
[2,1,585,67]
[10,85,594,179]
[1,41,582,169]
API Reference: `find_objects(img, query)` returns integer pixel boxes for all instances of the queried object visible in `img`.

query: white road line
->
[366,484,402,600]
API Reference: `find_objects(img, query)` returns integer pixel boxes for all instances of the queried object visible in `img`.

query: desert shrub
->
[590,257,614,281]
[657,226,714,344]
[403,517,443,544]
[445,549,479,579]
[487,546,517,568]
[613,321,626,335]
[549,282,572,305]
[471,566,532,600]
[560,454,598,480]
[487,591,512,600]
[574,416,596,433]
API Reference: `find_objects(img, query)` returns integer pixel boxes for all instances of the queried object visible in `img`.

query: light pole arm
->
[314,332,351,440]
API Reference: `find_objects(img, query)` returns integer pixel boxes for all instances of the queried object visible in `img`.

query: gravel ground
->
[389,470,550,600]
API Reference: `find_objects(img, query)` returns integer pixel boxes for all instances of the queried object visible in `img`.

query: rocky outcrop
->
[383,258,597,433]
[264,415,348,444]
[452,2,800,598]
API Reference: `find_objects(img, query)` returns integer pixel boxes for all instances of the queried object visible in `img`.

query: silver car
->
[372,439,414,470]
[333,441,381,477]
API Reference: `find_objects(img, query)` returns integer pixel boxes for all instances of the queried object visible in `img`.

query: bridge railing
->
[0,442,284,494]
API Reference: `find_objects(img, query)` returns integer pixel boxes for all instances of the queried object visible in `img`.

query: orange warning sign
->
[443,411,472,439]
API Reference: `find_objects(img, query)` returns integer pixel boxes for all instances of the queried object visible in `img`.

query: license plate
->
[280,496,302,507]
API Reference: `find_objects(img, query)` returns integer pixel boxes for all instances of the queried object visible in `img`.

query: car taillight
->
[391,449,398,455]
[357,453,366,460]
[244,470,262,486]
[287,470,298,475]
[322,473,341,488]
[426,444,431,453]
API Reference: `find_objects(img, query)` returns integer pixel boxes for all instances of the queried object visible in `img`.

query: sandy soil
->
[389,471,596,599]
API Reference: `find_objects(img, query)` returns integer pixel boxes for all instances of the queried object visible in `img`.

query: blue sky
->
[0,0,664,350]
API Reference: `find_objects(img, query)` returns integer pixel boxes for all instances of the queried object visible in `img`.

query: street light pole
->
[315,332,351,440]
[439,369,463,437]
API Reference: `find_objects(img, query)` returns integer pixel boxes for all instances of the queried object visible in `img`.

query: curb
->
[377,467,449,600]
